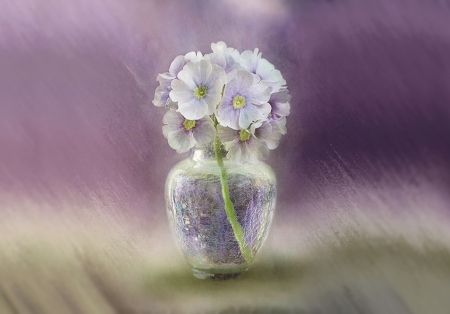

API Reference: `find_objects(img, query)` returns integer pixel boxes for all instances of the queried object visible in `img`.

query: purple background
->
[2,0,449,225]
[1,0,450,311]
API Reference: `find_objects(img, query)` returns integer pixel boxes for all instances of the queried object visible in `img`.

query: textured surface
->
[1,0,450,313]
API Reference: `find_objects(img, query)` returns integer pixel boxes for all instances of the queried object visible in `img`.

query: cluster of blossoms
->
[153,41,290,164]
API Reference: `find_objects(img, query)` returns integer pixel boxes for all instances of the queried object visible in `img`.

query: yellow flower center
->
[232,95,246,109]
[239,129,251,142]
[183,119,196,131]
[194,85,207,99]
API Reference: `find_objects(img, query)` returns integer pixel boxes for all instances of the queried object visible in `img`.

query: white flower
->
[170,60,226,120]
[268,89,291,119]
[153,73,177,109]
[205,41,241,74]
[204,53,241,74]
[162,110,215,153]
[153,52,204,109]
[255,118,286,150]
[216,69,271,130]
[211,41,240,59]
[218,125,269,164]
[153,42,290,158]
[239,48,286,93]
[169,51,203,78]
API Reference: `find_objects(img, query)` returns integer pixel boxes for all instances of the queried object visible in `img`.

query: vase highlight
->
[165,145,276,279]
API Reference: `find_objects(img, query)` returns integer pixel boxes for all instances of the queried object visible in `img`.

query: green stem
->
[213,136,252,263]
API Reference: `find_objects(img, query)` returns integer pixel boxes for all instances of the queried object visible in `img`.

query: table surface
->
[1,211,450,314]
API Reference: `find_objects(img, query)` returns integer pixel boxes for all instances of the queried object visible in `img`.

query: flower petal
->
[217,101,240,130]
[211,41,240,59]
[167,129,196,153]
[239,49,261,73]
[231,70,254,89]
[247,81,271,105]
[153,86,169,107]
[227,139,243,163]
[197,60,212,85]
[185,51,203,63]
[169,55,187,77]
[217,125,238,142]
[192,117,215,145]
[256,121,277,150]
[239,106,260,129]
[207,63,227,85]
[270,90,291,117]
[162,109,184,125]
[162,110,184,139]
[252,139,269,162]
[170,79,193,103]
[177,97,207,120]
[276,117,287,135]
[177,63,199,89]
[238,102,271,129]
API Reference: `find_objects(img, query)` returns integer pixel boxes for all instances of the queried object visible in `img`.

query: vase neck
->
[191,144,227,163]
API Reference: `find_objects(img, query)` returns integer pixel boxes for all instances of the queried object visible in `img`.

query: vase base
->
[192,268,243,280]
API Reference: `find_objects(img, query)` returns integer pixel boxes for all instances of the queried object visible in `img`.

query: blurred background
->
[1,0,450,313]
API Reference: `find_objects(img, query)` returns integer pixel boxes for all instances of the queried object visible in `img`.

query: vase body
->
[165,145,276,279]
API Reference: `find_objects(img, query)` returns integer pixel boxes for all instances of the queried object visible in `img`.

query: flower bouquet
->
[153,41,290,279]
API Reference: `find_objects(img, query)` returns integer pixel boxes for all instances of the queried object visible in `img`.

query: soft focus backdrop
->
[1,0,450,313]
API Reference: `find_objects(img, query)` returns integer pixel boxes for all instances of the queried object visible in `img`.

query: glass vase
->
[165,145,276,279]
